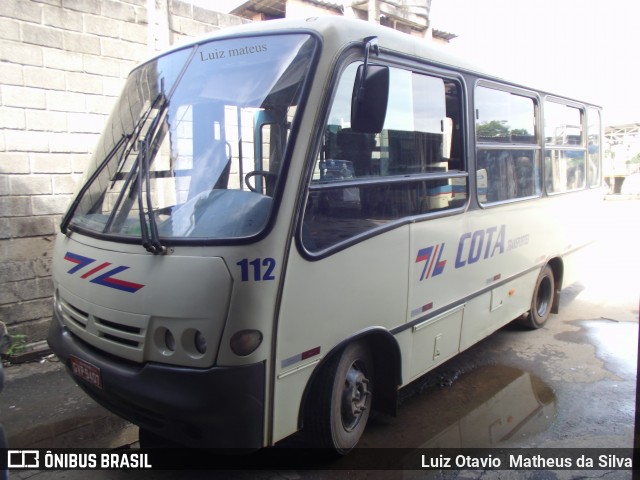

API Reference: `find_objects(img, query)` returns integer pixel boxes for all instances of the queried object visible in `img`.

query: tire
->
[520,265,555,329]
[305,341,374,454]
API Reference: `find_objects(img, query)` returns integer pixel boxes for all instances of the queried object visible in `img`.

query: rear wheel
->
[519,265,555,329]
[305,341,373,454]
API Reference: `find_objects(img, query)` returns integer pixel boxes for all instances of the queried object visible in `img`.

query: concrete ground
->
[1,198,638,479]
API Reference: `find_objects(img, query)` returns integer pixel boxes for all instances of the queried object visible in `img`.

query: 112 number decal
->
[237,258,276,282]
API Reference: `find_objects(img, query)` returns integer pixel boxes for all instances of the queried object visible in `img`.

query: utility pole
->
[147,0,171,52]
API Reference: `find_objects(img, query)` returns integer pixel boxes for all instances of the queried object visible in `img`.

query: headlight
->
[149,320,215,366]
[195,330,207,355]
[164,329,176,352]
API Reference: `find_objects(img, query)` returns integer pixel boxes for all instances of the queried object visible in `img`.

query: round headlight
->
[195,330,207,355]
[164,329,176,352]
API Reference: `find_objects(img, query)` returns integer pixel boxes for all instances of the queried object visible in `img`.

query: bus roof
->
[143,16,483,74]
[140,16,600,108]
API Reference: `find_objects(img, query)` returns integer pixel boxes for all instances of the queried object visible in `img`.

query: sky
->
[192,0,640,126]
[430,0,640,126]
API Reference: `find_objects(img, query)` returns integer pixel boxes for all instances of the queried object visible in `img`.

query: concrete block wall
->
[0,0,248,343]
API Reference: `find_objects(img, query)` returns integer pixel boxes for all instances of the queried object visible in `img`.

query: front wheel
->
[305,341,373,454]
[519,265,555,329]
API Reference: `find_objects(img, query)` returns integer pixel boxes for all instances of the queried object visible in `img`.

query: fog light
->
[195,330,207,355]
[230,330,263,356]
[165,329,176,352]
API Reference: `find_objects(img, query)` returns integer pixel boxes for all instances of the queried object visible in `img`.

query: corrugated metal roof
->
[231,0,286,18]
[432,28,457,41]
[230,1,457,42]
[304,0,343,12]
[231,0,343,18]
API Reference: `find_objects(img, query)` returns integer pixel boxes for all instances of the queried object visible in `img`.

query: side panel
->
[550,187,604,288]
[405,214,467,382]
[406,190,595,376]
[273,227,409,442]
[408,304,464,379]
[456,202,544,350]
[407,203,542,371]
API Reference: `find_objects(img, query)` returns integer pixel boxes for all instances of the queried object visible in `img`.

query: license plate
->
[70,355,102,389]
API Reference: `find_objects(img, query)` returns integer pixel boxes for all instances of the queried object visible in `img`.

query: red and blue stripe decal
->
[281,346,321,369]
[415,243,447,281]
[64,252,95,274]
[63,251,145,293]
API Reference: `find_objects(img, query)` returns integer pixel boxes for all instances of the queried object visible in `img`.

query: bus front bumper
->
[47,313,265,449]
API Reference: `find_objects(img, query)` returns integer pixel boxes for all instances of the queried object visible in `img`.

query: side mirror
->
[351,64,389,134]
[351,36,389,134]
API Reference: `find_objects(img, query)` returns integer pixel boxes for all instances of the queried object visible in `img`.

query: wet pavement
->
[2,199,638,479]
[0,360,138,450]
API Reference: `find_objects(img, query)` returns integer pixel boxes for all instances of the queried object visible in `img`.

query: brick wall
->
[0,0,248,343]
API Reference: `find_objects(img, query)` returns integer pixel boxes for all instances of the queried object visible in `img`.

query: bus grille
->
[58,296,146,363]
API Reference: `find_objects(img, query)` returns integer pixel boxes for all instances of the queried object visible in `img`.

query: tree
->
[477,120,510,138]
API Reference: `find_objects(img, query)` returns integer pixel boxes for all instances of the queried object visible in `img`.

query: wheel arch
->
[298,327,402,430]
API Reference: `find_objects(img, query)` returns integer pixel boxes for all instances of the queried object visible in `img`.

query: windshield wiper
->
[138,135,165,255]
[110,92,166,190]
[63,91,166,236]
[60,132,130,234]
[103,91,167,234]
[137,94,168,255]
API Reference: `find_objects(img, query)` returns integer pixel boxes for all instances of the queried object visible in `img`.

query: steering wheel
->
[245,170,277,193]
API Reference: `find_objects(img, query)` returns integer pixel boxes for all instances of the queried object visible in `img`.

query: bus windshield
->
[64,33,316,247]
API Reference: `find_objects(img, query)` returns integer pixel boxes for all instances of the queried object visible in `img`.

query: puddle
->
[130,365,557,474]
[557,319,638,377]
[360,364,556,449]
[583,319,638,376]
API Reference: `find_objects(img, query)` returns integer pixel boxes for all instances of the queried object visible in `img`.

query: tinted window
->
[475,86,540,204]
[476,87,536,144]
[544,100,586,193]
[545,102,583,146]
[302,64,465,252]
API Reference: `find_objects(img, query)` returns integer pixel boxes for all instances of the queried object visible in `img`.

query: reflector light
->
[230,330,263,356]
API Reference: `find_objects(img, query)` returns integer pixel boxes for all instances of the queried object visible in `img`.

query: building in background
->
[229,0,456,43]
[604,123,640,195]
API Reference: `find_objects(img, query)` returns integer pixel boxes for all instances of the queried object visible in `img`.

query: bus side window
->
[336,129,376,176]
[475,86,540,204]
[544,101,586,194]
[303,64,466,252]
[477,150,540,202]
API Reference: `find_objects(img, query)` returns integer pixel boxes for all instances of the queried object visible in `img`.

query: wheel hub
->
[341,362,370,431]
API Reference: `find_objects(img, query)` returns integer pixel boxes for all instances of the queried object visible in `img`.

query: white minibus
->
[48,16,603,453]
